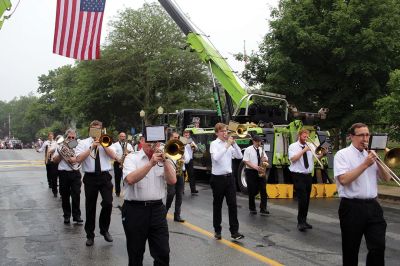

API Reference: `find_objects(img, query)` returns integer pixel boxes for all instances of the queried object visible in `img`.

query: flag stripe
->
[87,12,97,60]
[69,0,80,58]
[58,0,70,56]
[53,0,105,60]
[53,0,62,54]
[95,13,103,59]
[65,0,77,58]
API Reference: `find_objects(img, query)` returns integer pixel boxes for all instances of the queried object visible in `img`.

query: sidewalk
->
[378,184,400,201]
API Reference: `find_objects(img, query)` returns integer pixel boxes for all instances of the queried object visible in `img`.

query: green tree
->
[375,69,400,140]
[240,0,400,145]
[71,3,212,131]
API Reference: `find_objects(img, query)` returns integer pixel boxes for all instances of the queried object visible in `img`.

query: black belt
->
[59,170,80,173]
[342,197,377,203]
[85,171,110,175]
[124,199,163,206]
[212,173,232,177]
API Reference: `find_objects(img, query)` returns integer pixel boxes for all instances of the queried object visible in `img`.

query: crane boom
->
[158,0,248,107]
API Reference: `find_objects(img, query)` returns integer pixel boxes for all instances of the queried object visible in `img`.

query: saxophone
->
[258,143,269,178]
[119,142,131,169]
[176,157,185,177]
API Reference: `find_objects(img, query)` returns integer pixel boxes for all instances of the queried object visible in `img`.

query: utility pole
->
[8,113,11,138]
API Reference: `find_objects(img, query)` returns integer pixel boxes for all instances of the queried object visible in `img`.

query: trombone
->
[90,128,113,159]
[366,145,400,187]
[228,121,248,138]
[305,137,326,168]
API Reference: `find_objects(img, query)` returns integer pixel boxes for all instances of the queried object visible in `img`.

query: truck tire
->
[237,161,248,195]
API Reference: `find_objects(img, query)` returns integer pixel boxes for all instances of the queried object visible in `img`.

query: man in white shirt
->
[52,128,83,225]
[165,131,190,223]
[37,131,59,197]
[111,132,133,197]
[76,120,117,247]
[288,129,316,232]
[122,137,176,266]
[334,122,391,266]
[209,122,244,241]
[243,134,269,216]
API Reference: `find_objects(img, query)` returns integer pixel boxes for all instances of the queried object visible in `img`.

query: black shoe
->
[174,217,185,223]
[73,217,83,225]
[297,223,307,232]
[259,209,270,216]
[305,222,313,229]
[249,210,257,215]
[64,217,70,224]
[53,193,58,198]
[101,232,113,242]
[116,192,120,197]
[214,232,222,240]
[86,238,94,246]
[191,190,199,194]
[231,232,244,240]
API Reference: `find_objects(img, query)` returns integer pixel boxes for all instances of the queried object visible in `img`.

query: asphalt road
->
[0,149,399,266]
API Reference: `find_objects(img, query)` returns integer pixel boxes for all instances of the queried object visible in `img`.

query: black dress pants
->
[122,201,169,266]
[210,174,239,234]
[113,161,122,195]
[292,172,312,224]
[83,172,113,239]
[46,162,59,195]
[245,169,267,211]
[59,170,82,219]
[339,198,386,266]
[166,175,184,218]
[185,160,196,192]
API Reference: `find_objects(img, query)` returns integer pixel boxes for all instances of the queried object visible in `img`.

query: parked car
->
[7,139,23,149]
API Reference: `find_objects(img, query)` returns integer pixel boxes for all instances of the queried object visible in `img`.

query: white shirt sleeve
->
[334,150,350,179]
[243,147,251,162]
[231,143,243,159]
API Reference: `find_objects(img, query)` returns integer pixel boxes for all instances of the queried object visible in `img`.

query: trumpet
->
[364,143,400,186]
[305,137,326,168]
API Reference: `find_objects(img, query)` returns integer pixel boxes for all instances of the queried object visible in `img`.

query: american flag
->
[53,0,106,60]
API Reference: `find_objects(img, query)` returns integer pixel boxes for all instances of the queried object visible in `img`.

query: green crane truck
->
[158,0,336,198]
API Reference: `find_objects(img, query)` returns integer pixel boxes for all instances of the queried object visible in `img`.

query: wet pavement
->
[1,149,399,266]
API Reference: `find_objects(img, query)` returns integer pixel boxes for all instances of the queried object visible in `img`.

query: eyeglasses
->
[67,136,76,139]
[354,133,370,137]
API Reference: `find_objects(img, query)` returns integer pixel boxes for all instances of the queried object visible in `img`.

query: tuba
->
[56,136,81,170]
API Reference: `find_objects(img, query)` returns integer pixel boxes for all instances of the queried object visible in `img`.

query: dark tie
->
[301,146,309,169]
[95,147,101,174]
[254,146,260,166]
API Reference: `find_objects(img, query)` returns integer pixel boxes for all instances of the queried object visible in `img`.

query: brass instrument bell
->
[164,139,185,160]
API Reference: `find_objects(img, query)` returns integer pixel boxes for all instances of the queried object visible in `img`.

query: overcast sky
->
[0,0,278,102]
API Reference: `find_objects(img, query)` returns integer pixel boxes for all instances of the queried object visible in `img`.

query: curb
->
[378,193,400,201]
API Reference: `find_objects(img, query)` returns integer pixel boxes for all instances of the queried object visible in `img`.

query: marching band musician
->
[111,132,133,197]
[183,129,199,195]
[122,135,176,265]
[36,131,59,197]
[52,128,83,225]
[334,123,391,266]
[243,134,269,216]
[210,122,244,241]
[76,120,117,247]
[166,131,190,223]
[288,129,322,232]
